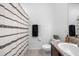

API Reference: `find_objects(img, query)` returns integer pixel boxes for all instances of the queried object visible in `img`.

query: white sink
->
[58,43,79,56]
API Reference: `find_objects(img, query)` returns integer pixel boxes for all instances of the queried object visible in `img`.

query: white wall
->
[21,3,68,49]
[21,3,55,49]
[53,3,68,41]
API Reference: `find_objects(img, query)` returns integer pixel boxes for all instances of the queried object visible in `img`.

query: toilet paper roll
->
[38,38,41,41]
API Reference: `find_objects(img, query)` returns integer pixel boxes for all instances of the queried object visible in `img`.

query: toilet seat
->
[42,44,51,52]
[42,44,51,49]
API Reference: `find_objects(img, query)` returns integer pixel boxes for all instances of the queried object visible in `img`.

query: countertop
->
[50,39,67,56]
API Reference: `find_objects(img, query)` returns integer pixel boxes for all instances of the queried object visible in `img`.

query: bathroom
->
[0,3,79,56]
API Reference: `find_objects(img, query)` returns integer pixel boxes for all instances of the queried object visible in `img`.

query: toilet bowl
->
[42,44,51,52]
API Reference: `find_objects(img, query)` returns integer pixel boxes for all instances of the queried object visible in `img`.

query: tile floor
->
[24,49,51,56]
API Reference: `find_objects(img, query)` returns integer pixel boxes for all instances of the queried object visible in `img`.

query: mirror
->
[68,3,79,37]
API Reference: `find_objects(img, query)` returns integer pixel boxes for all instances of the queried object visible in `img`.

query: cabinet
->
[51,44,62,56]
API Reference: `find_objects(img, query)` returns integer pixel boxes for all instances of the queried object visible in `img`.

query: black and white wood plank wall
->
[0,3,30,56]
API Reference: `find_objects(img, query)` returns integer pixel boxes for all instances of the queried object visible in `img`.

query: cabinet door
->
[51,44,62,56]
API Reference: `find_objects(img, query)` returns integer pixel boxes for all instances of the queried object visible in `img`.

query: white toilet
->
[42,44,51,52]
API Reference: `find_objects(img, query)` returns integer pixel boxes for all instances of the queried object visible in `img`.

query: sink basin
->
[58,43,79,56]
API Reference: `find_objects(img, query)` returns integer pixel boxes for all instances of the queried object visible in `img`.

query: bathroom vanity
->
[51,39,79,56]
[50,39,62,56]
